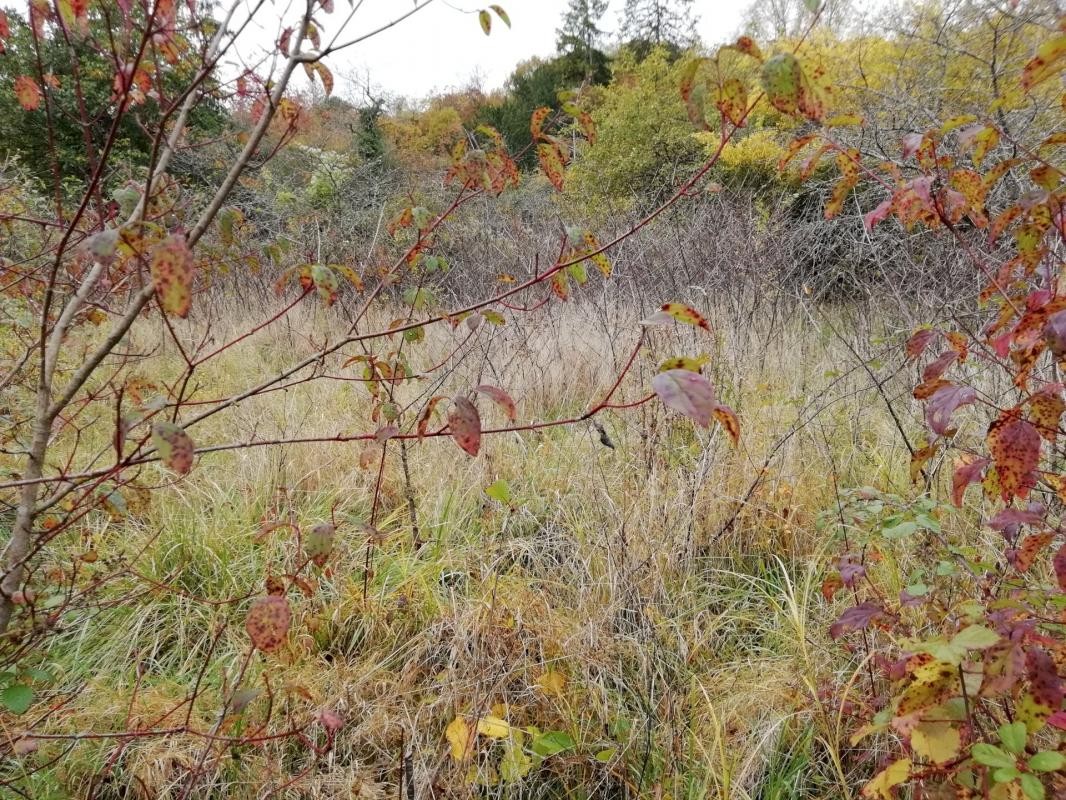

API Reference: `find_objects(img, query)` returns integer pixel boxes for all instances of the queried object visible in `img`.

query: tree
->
[741,0,854,40]
[618,0,697,58]
[557,0,610,77]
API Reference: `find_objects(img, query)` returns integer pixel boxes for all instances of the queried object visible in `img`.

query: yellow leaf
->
[911,721,961,765]
[861,758,911,799]
[446,716,473,762]
[536,670,567,697]
[476,715,511,739]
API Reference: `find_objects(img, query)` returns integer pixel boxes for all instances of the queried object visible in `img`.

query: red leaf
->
[447,397,481,457]
[476,385,517,421]
[863,198,893,231]
[987,412,1041,502]
[905,328,937,360]
[951,456,989,507]
[1026,647,1063,710]
[829,602,884,639]
[14,76,42,111]
[652,370,716,427]
[925,384,976,435]
[151,421,195,475]
[150,234,194,318]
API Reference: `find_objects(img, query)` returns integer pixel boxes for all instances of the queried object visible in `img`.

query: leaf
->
[489,4,510,27]
[475,385,516,421]
[417,396,448,438]
[714,78,747,126]
[911,721,961,765]
[533,731,574,757]
[536,670,566,697]
[829,601,883,639]
[14,76,42,111]
[446,717,473,762]
[1054,541,1066,591]
[245,595,291,652]
[448,397,481,457]
[57,0,89,35]
[530,106,551,141]
[310,264,339,306]
[652,370,716,427]
[151,421,195,475]
[712,404,740,446]
[926,384,976,435]
[861,758,910,799]
[951,624,1001,652]
[478,9,491,34]
[863,198,893,231]
[896,660,958,716]
[1,685,33,715]
[1021,33,1066,91]
[658,303,711,331]
[998,721,1028,755]
[485,479,511,505]
[1026,647,1063,711]
[476,715,510,738]
[304,523,335,568]
[971,743,1015,769]
[987,413,1041,502]
[658,355,709,373]
[1029,751,1066,772]
[952,455,988,506]
[305,61,334,96]
[150,234,194,318]
[1019,773,1046,800]
[761,53,804,115]
[537,143,565,191]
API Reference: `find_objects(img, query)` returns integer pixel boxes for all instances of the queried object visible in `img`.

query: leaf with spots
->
[304,523,335,568]
[537,143,565,191]
[1028,388,1064,441]
[1055,541,1066,591]
[714,78,747,127]
[151,421,195,475]
[448,397,481,457]
[658,355,709,373]
[418,395,448,438]
[1026,647,1063,712]
[987,412,1041,501]
[478,9,491,34]
[489,5,510,27]
[150,234,194,318]
[310,264,339,306]
[761,53,804,115]
[245,595,291,652]
[657,303,711,331]
[712,405,740,446]
[1021,33,1066,91]
[896,660,958,716]
[1014,532,1053,572]
[476,385,517,422]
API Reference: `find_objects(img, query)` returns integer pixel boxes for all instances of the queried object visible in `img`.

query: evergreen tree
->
[556,0,610,77]
[619,0,697,58]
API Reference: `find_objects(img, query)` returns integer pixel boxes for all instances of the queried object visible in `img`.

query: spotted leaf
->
[150,234,194,318]
[151,421,195,475]
[987,412,1041,501]
[245,595,292,652]
[448,397,481,457]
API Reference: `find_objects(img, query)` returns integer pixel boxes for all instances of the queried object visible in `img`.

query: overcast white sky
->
[240,1,749,101]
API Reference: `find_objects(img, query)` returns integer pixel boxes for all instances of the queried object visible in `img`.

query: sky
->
[240,1,749,102]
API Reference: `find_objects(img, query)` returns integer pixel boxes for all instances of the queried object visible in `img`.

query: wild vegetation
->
[0,0,1064,797]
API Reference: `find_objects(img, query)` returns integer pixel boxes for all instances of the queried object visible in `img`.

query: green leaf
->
[881,521,917,539]
[971,743,1015,769]
[1029,751,1066,772]
[485,479,511,505]
[993,766,1021,783]
[478,9,491,34]
[532,730,574,757]
[1019,773,1046,800]
[998,721,1028,755]
[594,748,616,763]
[1,685,33,715]
[489,4,510,27]
[952,625,1001,652]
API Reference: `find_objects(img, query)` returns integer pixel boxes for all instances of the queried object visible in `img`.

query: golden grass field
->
[7,296,984,798]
